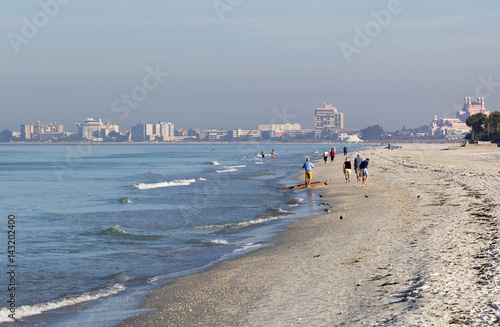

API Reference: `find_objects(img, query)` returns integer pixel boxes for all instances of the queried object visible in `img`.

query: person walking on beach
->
[302,157,315,187]
[323,149,329,163]
[270,149,276,162]
[343,146,348,156]
[343,158,352,183]
[359,158,370,186]
[330,148,335,162]
[354,154,363,182]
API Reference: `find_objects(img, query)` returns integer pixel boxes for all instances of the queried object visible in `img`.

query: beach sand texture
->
[120,144,500,326]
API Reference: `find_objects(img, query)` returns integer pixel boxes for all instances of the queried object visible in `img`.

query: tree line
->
[466,111,500,143]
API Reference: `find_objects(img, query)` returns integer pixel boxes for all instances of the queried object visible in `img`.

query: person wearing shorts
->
[354,154,363,182]
[343,158,352,183]
[359,158,370,186]
[302,157,315,187]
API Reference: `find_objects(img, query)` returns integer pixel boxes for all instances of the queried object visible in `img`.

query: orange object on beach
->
[279,180,329,190]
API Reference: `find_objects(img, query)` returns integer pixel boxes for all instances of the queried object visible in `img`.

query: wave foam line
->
[195,216,284,230]
[215,165,246,173]
[133,178,199,190]
[148,243,261,284]
[0,284,126,323]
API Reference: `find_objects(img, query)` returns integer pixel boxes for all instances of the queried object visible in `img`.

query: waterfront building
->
[314,103,344,138]
[257,123,301,138]
[20,122,64,140]
[77,118,103,140]
[198,129,228,141]
[430,97,490,137]
[131,121,175,141]
[232,129,261,139]
[102,123,119,137]
[457,97,490,122]
[430,116,469,137]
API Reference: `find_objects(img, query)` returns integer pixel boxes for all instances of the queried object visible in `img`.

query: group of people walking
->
[344,154,369,186]
[322,146,349,164]
[303,149,370,187]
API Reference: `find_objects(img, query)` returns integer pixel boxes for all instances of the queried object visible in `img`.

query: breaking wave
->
[216,165,246,173]
[0,284,126,323]
[133,178,204,190]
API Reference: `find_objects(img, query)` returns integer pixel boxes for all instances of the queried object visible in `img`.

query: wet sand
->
[120,144,500,326]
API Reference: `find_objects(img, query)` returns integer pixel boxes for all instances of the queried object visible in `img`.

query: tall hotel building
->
[314,103,344,138]
[131,121,175,141]
[457,97,490,121]
[20,122,64,140]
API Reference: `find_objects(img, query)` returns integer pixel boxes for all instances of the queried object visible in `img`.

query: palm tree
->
[466,113,487,142]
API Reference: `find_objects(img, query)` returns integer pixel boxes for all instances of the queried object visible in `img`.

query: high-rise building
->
[314,103,344,138]
[131,121,174,141]
[131,123,146,141]
[77,118,103,140]
[20,122,64,140]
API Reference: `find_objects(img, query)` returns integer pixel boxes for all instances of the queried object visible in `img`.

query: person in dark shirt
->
[342,158,352,183]
[359,158,370,186]
[354,154,363,182]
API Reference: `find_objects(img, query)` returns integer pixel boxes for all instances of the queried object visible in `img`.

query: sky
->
[2,0,500,132]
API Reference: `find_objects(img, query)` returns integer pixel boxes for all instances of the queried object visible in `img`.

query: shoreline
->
[120,144,500,326]
[119,148,404,326]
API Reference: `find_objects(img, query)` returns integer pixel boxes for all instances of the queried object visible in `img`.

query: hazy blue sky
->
[2,1,500,132]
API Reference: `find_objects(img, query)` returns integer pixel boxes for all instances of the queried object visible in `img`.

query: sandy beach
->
[120,144,500,326]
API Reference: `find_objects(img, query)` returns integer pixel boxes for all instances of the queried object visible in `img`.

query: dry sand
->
[120,144,500,326]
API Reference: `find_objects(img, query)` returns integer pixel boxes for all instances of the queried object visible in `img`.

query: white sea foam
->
[270,207,289,214]
[197,177,207,181]
[0,284,126,323]
[195,216,284,230]
[255,162,264,165]
[215,165,246,173]
[232,243,261,253]
[210,239,229,245]
[210,161,220,166]
[133,178,197,189]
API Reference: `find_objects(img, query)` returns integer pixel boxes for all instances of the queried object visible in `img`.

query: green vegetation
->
[360,125,384,140]
[466,111,500,143]
[0,129,13,142]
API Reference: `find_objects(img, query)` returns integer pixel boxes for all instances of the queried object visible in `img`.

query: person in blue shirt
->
[354,154,363,182]
[359,158,370,186]
[302,157,315,187]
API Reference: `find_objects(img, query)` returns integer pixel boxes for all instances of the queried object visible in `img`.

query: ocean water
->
[0,143,366,326]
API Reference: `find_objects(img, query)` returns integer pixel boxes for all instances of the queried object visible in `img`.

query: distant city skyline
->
[2,2,500,132]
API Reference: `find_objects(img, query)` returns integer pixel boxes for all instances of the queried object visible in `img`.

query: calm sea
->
[0,143,366,326]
